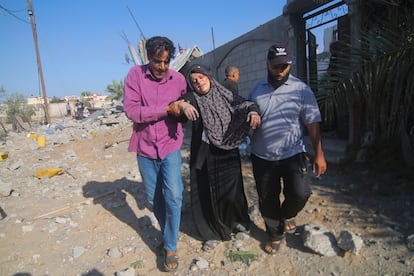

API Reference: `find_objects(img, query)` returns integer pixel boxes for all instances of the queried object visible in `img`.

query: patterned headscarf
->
[186,64,256,150]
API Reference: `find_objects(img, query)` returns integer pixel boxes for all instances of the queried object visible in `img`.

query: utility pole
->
[211,27,216,50]
[126,5,146,40]
[28,0,50,124]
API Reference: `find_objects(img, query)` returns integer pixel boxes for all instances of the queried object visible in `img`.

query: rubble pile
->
[0,107,413,275]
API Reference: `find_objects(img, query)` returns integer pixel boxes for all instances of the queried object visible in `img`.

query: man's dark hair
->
[145,36,176,62]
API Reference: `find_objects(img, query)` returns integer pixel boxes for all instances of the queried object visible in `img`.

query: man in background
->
[221,65,240,94]
[66,102,72,116]
[75,100,84,120]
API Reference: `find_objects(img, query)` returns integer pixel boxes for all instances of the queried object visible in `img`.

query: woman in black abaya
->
[168,64,261,247]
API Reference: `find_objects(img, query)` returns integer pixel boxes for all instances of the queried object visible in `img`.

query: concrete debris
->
[193,256,209,270]
[72,246,86,258]
[337,230,364,255]
[107,246,123,258]
[0,179,12,197]
[22,224,34,233]
[6,160,23,170]
[202,240,221,251]
[115,267,135,276]
[302,222,340,257]
[55,216,67,224]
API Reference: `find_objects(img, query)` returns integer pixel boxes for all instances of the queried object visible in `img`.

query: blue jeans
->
[137,150,183,252]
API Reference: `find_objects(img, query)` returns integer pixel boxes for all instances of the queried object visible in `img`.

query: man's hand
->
[313,153,327,177]
[179,102,199,121]
[247,112,261,129]
[167,100,184,117]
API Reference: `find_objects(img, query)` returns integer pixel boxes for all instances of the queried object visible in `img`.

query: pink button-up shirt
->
[123,64,187,159]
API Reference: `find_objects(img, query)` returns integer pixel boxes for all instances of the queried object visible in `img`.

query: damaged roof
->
[170,45,203,72]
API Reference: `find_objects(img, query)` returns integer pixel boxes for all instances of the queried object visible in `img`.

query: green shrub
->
[4,93,36,131]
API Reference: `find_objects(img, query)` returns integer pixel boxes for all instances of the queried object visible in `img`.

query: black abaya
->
[190,142,250,241]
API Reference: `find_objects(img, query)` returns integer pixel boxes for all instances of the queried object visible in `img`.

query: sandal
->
[264,240,281,255]
[164,251,178,272]
[284,218,296,234]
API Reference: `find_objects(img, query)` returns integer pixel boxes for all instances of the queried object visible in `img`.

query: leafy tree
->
[0,86,5,112]
[317,0,414,168]
[50,96,65,103]
[106,80,124,101]
[78,91,93,107]
[4,93,36,132]
[81,91,92,97]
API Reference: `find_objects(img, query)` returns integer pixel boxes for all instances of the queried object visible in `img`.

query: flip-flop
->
[164,252,178,272]
[284,218,297,234]
[264,240,281,255]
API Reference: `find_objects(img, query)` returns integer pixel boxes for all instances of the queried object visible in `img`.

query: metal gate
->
[304,1,349,92]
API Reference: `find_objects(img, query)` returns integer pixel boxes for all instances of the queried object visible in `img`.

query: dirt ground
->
[0,116,413,276]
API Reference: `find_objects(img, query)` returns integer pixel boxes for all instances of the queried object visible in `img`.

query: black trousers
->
[251,153,311,241]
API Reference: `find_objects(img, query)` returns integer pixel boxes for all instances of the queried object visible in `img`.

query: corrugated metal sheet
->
[170,45,203,72]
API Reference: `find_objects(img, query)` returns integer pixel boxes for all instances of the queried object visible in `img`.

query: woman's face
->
[190,72,211,94]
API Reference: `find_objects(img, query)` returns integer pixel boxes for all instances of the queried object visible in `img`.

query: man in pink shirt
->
[123,36,186,272]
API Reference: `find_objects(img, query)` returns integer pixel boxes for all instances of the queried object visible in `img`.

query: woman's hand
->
[247,112,261,129]
[179,102,199,121]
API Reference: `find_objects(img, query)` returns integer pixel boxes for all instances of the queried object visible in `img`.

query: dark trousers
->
[251,153,311,241]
